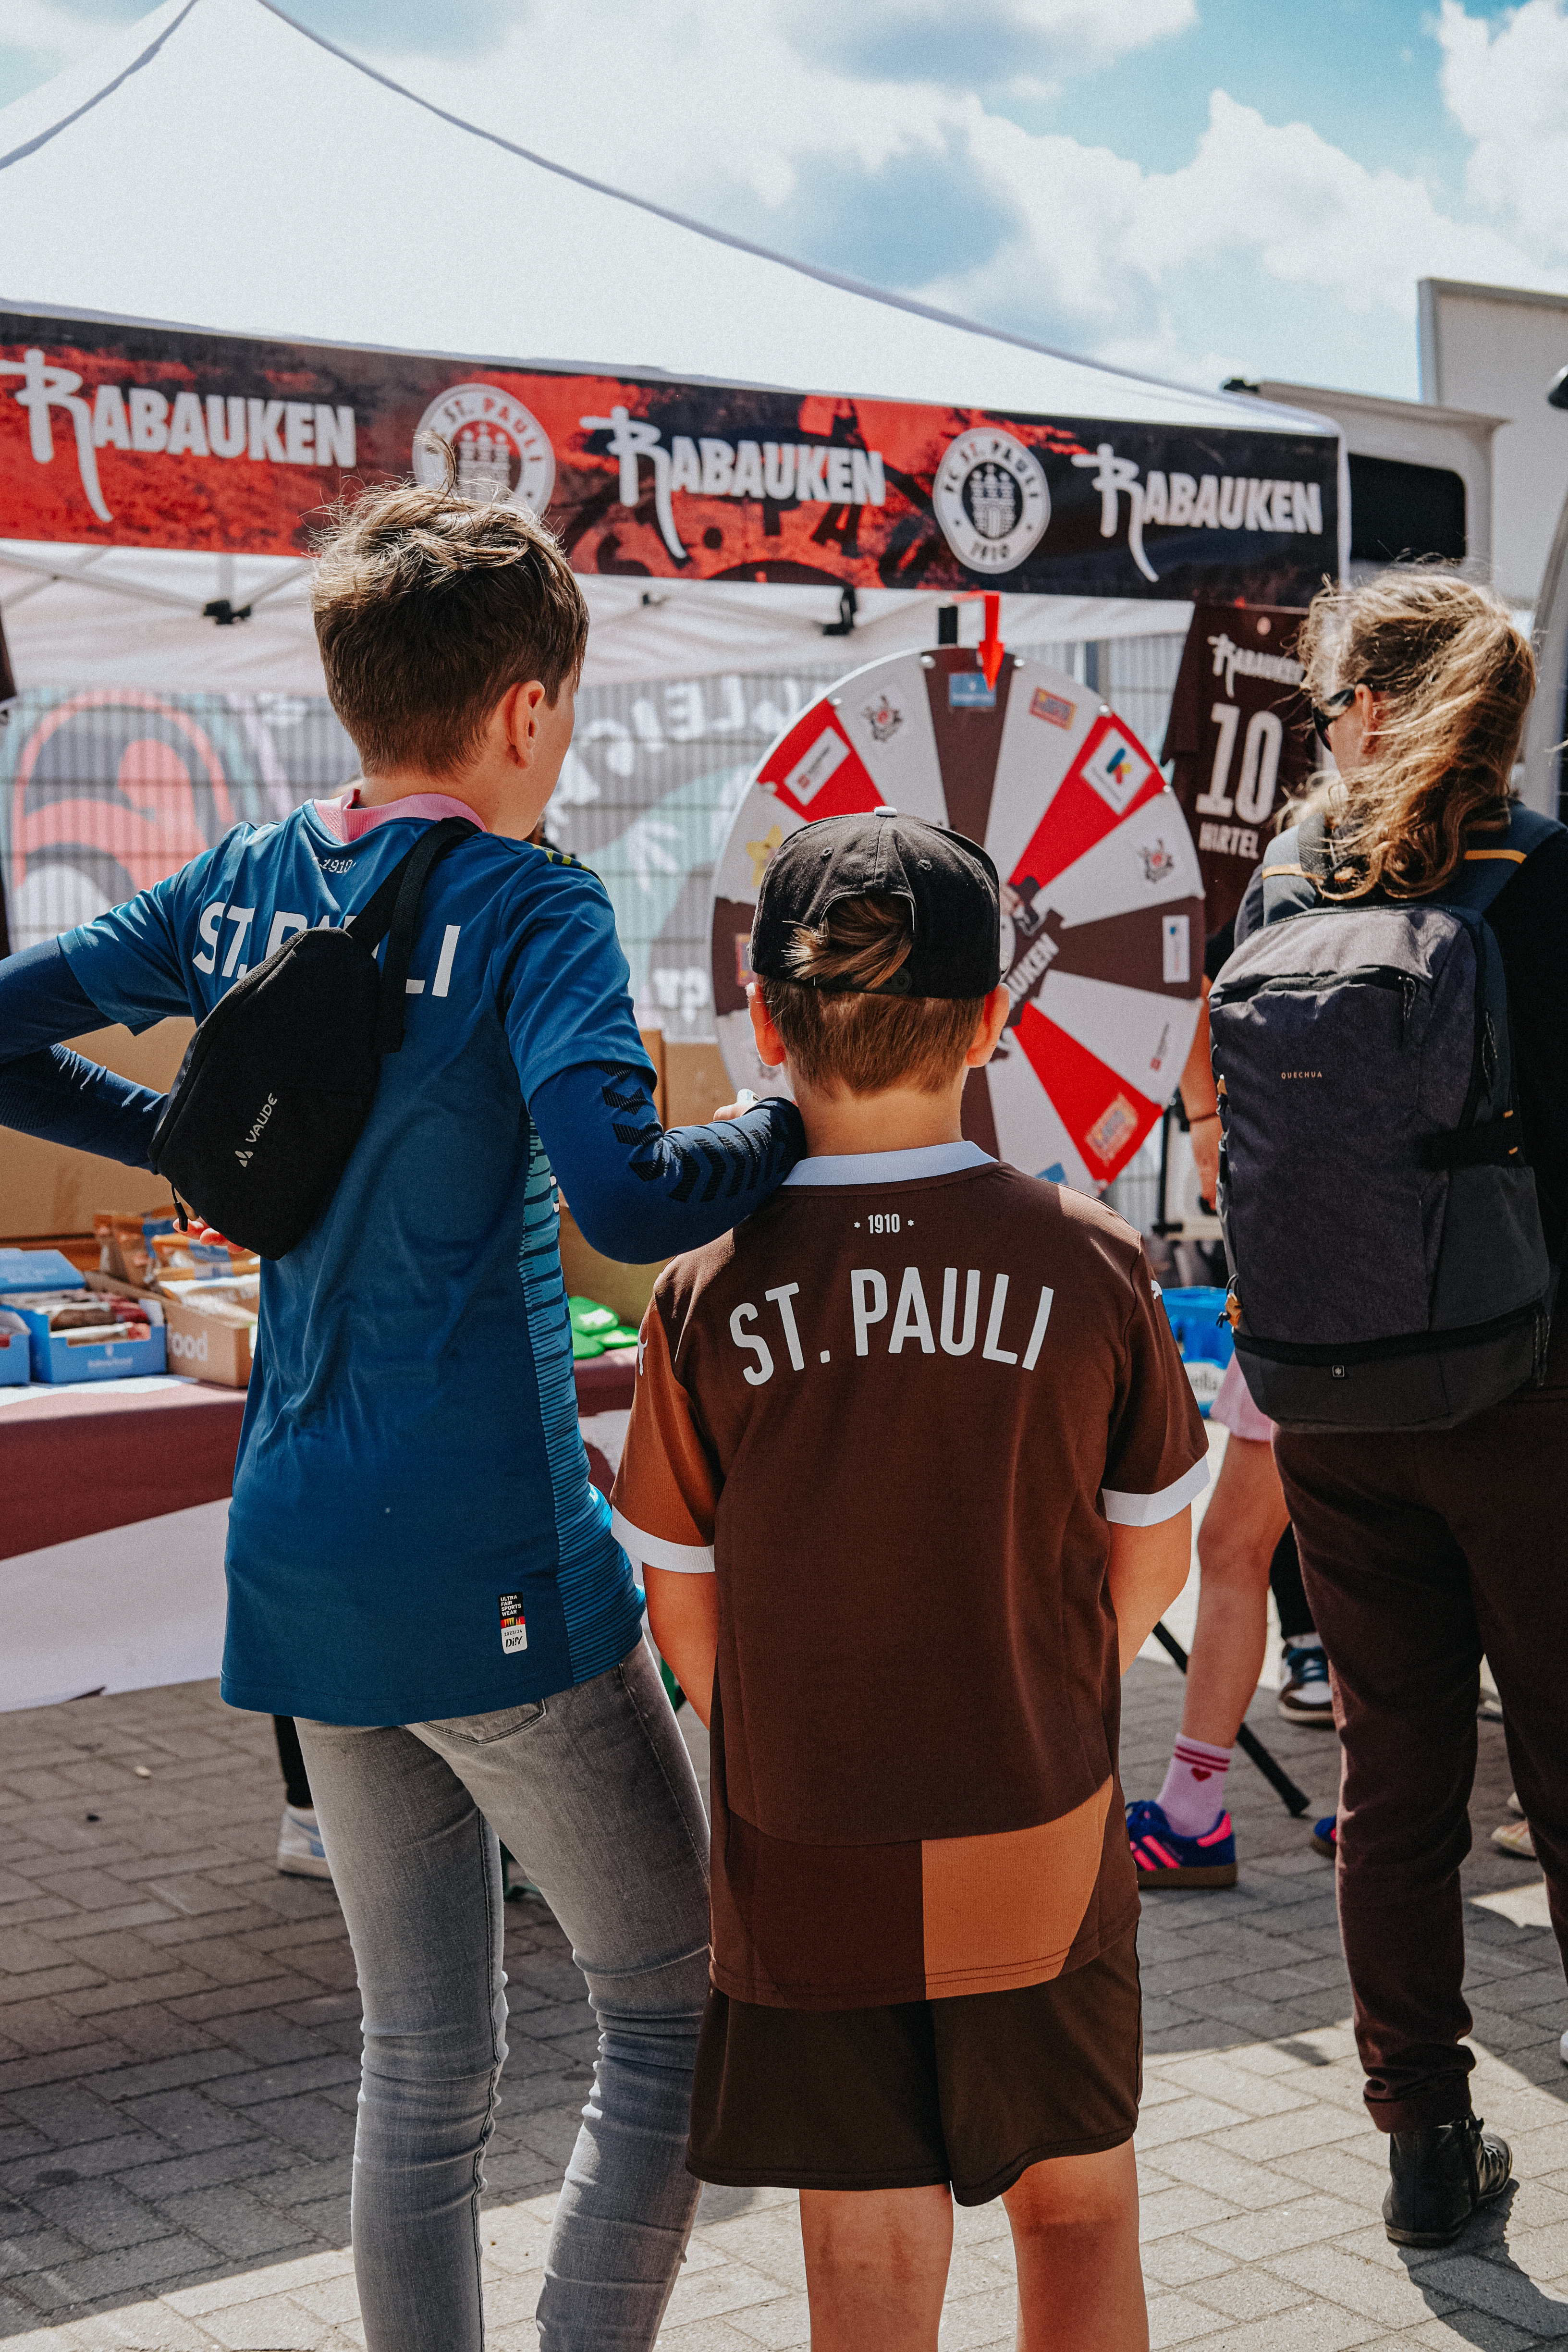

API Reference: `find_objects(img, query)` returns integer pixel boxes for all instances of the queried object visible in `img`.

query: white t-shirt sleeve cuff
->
[612,1510,715,1574]
[1101,1454,1211,1528]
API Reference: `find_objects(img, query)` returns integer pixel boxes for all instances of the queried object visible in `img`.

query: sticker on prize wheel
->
[709,648,1205,1193]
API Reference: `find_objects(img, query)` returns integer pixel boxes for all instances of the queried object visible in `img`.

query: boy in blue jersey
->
[0,450,803,2352]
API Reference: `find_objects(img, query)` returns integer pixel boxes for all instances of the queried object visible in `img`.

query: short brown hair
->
[311,439,588,777]
[760,893,983,1095]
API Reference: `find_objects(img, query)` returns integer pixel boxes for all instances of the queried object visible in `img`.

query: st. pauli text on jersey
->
[2,312,1337,605]
[1162,603,1314,940]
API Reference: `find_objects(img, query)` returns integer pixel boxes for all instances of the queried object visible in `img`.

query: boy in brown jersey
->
[611,811,1206,2351]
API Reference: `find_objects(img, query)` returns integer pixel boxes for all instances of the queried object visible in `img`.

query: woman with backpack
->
[1212,570,1568,2252]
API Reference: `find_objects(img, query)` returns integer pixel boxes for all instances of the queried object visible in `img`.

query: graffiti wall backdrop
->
[0,690,358,955]
[0,637,1185,1047]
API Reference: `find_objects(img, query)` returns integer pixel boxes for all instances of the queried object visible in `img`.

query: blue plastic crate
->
[1160,1284,1234,1417]
[0,1311,30,1386]
[0,1291,167,1384]
[0,1247,84,1293]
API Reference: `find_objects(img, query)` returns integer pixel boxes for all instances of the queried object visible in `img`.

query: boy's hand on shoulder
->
[711,1089,760,1124]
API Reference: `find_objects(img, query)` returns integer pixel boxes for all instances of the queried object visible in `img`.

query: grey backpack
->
[1209,802,1562,1432]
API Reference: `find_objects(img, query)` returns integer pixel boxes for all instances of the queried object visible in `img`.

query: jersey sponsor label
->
[783,728,850,807]
[499,1593,528,1655]
[1080,724,1154,816]
[1030,687,1076,728]
[1085,1092,1141,1166]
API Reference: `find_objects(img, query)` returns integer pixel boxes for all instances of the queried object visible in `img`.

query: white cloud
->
[1,0,123,57]
[5,0,1568,398]
[1438,0,1568,259]
[348,0,1568,395]
[779,0,1196,98]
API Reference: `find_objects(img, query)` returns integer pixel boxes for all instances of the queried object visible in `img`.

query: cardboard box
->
[160,1303,255,1388]
[0,1311,30,1386]
[94,1211,170,1286]
[85,1270,256,1389]
[94,1212,246,1288]
[553,1038,759,1330]
[663,1040,734,1127]
[0,1247,86,1293]
[1,1286,167,1384]
[556,1210,666,1333]
[0,1021,191,1239]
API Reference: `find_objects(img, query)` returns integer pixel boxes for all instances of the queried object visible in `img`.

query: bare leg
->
[799,2183,953,2352]
[1180,1434,1289,1748]
[1005,2141,1147,2352]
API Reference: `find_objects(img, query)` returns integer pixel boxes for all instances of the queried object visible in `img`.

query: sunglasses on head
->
[1309,684,1364,747]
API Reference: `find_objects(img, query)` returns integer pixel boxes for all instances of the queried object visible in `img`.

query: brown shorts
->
[688,1933,1141,2207]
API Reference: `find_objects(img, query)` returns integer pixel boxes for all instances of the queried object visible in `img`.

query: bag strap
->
[344,817,479,1055]
[1257,818,1328,925]
[1258,803,1564,927]
[1440,805,1564,917]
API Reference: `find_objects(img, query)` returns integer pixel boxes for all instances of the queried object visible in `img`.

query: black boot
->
[1383,2116,1512,2247]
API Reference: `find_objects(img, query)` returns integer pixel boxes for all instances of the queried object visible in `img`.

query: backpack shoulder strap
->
[1442,803,1565,916]
[1256,811,1331,926]
[344,817,478,1054]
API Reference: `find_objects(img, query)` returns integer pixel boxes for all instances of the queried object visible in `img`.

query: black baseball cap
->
[750,811,1001,999]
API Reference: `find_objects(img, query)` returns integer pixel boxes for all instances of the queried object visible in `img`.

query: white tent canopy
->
[0,555,1199,694]
[0,0,1340,690]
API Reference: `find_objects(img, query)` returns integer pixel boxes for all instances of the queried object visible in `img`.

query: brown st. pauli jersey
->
[1163,601,1311,942]
[611,1142,1208,2012]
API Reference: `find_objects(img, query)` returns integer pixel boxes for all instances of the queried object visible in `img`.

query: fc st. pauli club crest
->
[413,384,556,513]
[861,690,903,743]
[932,427,1051,574]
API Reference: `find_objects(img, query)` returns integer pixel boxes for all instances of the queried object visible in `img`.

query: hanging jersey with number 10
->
[1163,601,1312,943]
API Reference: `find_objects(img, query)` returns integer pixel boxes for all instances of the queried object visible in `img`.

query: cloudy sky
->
[4,0,1568,402]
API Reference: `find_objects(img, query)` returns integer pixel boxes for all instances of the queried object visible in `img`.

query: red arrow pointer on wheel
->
[978,592,1004,690]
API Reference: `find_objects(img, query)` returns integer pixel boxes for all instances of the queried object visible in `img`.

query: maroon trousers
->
[1275,1327,1568,2135]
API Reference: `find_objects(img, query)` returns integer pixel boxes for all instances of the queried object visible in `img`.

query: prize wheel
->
[709,647,1205,1193]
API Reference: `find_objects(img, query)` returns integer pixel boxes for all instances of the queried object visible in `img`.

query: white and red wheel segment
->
[709,647,1204,1194]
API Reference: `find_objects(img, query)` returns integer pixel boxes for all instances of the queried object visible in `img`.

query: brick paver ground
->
[0,1656,1563,2349]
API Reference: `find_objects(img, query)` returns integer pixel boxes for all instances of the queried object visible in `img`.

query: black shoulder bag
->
[148,817,477,1259]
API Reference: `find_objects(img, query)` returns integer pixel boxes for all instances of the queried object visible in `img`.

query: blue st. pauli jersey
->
[61,803,652,1726]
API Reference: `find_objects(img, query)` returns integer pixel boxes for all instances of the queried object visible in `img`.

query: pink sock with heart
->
[1156,1736,1233,1836]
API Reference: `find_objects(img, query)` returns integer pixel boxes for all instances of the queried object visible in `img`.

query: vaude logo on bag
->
[234,1094,278,1166]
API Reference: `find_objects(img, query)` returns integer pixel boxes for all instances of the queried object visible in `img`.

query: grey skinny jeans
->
[297,1641,710,2352]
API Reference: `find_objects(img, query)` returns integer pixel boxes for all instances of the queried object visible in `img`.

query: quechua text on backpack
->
[148,817,476,1259]
[1208,804,1561,1432]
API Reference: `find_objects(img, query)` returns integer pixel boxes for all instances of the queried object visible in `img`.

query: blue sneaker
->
[1311,1813,1338,1859]
[1126,1797,1237,1888]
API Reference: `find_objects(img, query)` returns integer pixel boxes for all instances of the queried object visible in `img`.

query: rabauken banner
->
[0,312,1339,603]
